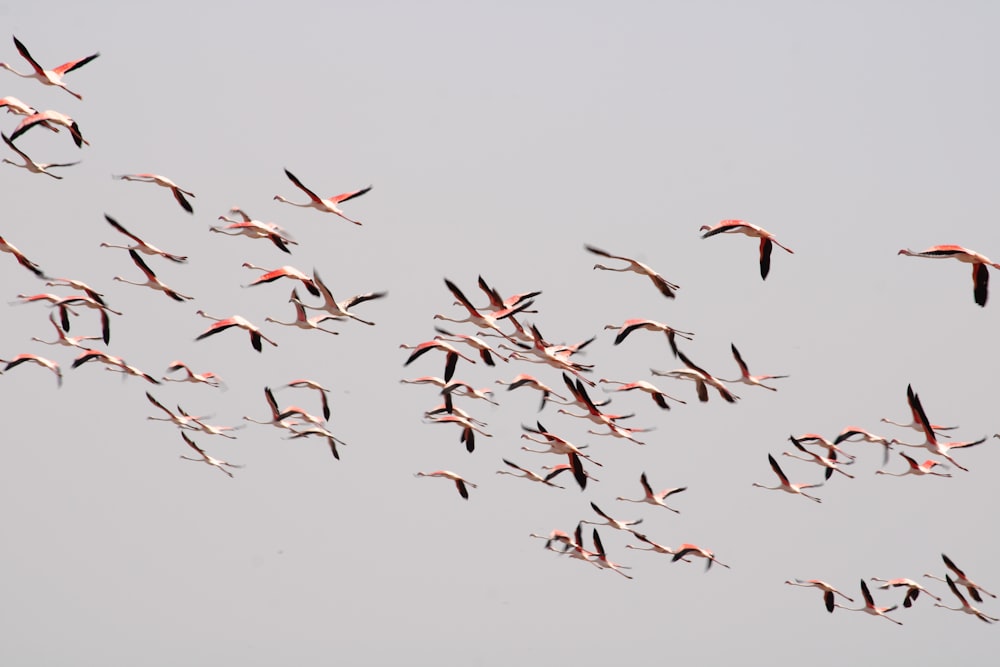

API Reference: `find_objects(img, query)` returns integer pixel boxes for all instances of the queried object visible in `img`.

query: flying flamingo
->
[869,577,941,608]
[0,36,99,99]
[162,361,224,388]
[10,110,88,147]
[113,173,195,214]
[0,353,62,387]
[782,435,855,480]
[834,580,903,625]
[281,379,331,420]
[265,289,341,335]
[893,385,986,472]
[752,453,823,503]
[833,426,897,465]
[210,215,297,254]
[30,312,101,349]
[145,391,204,431]
[495,373,569,412]
[875,452,952,479]
[671,544,730,571]
[625,533,686,558]
[881,384,958,436]
[925,554,996,603]
[434,278,535,337]
[699,219,794,280]
[585,244,680,298]
[2,132,79,178]
[101,214,187,263]
[178,432,243,478]
[898,245,1000,306]
[598,378,686,410]
[591,529,633,579]
[651,350,739,403]
[433,327,508,366]
[616,472,687,513]
[581,502,642,532]
[284,425,346,460]
[241,263,319,296]
[541,455,597,489]
[470,275,541,314]
[243,387,308,431]
[935,575,999,623]
[44,277,107,307]
[195,310,277,353]
[0,235,47,278]
[520,421,602,467]
[0,96,44,116]
[113,249,193,301]
[274,168,371,224]
[70,349,160,384]
[496,458,565,489]
[413,470,476,500]
[426,413,492,453]
[303,268,387,326]
[718,343,788,391]
[401,337,477,383]
[604,318,694,357]
[793,433,856,461]
[784,579,854,613]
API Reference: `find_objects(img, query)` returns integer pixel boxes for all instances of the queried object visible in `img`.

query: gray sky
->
[2,2,998,664]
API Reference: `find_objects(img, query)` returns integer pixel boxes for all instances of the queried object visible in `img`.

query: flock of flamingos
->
[2,34,998,628]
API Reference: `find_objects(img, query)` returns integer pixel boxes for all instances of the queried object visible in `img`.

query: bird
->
[590,529,633,579]
[242,386,309,431]
[469,275,541,314]
[671,544,730,572]
[651,350,739,403]
[401,337,477,383]
[581,502,642,532]
[584,244,679,298]
[113,173,195,214]
[604,318,694,357]
[598,378,686,410]
[625,533,686,558]
[495,373,570,412]
[281,379,331,420]
[869,577,941,608]
[934,575,999,623]
[43,277,107,307]
[925,554,996,603]
[145,391,204,431]
[0,353,62,387]
[284,425,346,460]
[0,36,99,100]
[100,214,187,263]
[210,213,297,254]
[540,456,597,489]
[70,349,160,384]
[30,312,101,349]
[178,432,243,478]
[434,278,536,337]
[305,269,387,325]
[792,433,856,461]
[0,234,47,278]
[520,422,603,467]
[833,426,897,465]
[718,343,788,391]
[265,289,341,335]
[893,385,986,472]
[195,310,277,353]
[875,452,952,479]
[834,580,903,625]
[426,413,492,453]
[784,579,854,613]
[0,95,43,117]
[881,384,958,435]
[413,470,476,500]
[10,110,88,147]
[274,168,371,224]
[113,249,193,301]
[898,245,1000,306]
[699,219,794,279]
[615,472,687,513]
[241,263,319,297]
[162,361,224,389]
[2,132,79,178]
[433,327,508,366]
[781,435,855,480]
[496,458,565,489]
[752,453,823,502]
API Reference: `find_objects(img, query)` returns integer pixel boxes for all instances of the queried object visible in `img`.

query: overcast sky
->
[2,2,998,665]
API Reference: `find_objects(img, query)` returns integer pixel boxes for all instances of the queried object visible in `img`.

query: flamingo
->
[113,173,195,214]
[195,310,277,353]
[793,433,856,461]
[590,529,633,579]
[241,263,319,297]
[834,580,903,625]
[413,470,476,500]
[113,249,193,301]
[0,353,62,387]
[401,337,477,383]
[0,235,47,279]
[305,268,387,325]
[651,350,739,403]
[833,426,897,465]
[210,215,297,254]
[281,379,331,420]
[495,373,569,412]
[181,410,242,440]
[875,452,952,479]
[581,501,642,532]
[782,435,855,480]
[616,472,686,513]
[699,219,794,280]
[925,554,996,602]
[894,385,986,472]
[604,318,694,357]
[671,544,730,571]
[0,96,43,116]
[520,421,603,467]
[258,386,324,427]
[2,132,79,178]
[541,456,598,489]
[898,245,1000,306]
[54,294,117,345]
[440,380,499,405]
[935,575,999,623]
[784,579,854,613]
[470,275,541,314]
[71,349,160,384]
[284,425,346,460]
[274,168,371,224]
[718,343,788,391]
[162,361,224,389]
[243,387,308,431]
[598,378,686,410]
[44,277,107,307]
[496,458,565,489]
[145,391,204,431]
[881,383,958,436]
[426,413,492,453]
[752,453,823,503]
[585,244,680,298]
[869,577,941,608]
[433,327,508,366]
[31,312,101,349]
[178,432,242,479]
[10,110,88,147]
[626,533,685,558]
[540,523,600,566]
[265,289,341,335]
[434,278,535,337]
[101,214,187,263]
[0,36,99,99]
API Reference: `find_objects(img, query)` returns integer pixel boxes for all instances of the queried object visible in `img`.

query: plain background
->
[1,2,998,664]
